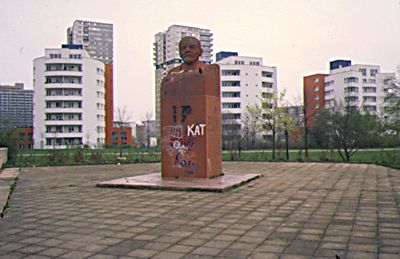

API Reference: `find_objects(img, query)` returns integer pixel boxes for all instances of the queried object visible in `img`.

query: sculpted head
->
[179,36,203,65]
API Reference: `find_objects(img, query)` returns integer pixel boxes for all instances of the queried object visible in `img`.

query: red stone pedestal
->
[160,64,222,178]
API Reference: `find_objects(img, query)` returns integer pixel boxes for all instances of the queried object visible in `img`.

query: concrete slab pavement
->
[0,162,399,258]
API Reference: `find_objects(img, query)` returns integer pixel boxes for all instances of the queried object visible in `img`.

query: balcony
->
[44,120,82,126]
[45,108,82,113]
[45,70,82,77]
[45,95,82,101]
[45,132,83,138]
[344,92,358,97]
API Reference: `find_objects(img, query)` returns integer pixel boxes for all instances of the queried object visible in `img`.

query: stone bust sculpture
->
[167,36,208,75]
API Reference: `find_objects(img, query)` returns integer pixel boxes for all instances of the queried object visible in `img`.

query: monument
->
[160,36,222,178]
[97,36,261,192]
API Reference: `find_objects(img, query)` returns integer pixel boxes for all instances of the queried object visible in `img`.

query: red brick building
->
[303,74,327,127]
[13,128,33,149]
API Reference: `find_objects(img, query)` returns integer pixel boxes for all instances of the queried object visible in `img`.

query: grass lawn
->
[7,147,400,169]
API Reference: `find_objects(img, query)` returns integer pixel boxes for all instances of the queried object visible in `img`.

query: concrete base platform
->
[96,172,262,192]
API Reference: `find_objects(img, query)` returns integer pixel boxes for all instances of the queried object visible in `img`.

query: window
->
[363,96,376,102]
[313,95,319,100]
[262,92,273,99]
[345,96,359,102]
[262,71,273,78]
[222,92,240,98]
[69,54,82,59]
[222,103,241,109]
[359,68,367,76]
[121,132,127,140]
[222,113,241,120]
[262,103,273,109]
[262,82,273,88]
[221,70,240,76]
[112,132,118,140]
[19,133,25,141]
[344,77,358,83]
[221,81,240,87]
[313,78,320,83]
[325,80,334,87]
[363,87,376,93]
[363,105,377,112]
[344,87,358,93]
[49,53,61,59]
[314,104,320,109]
[313,86,319,91]
[370,69,378,77]
[234,60,244,65]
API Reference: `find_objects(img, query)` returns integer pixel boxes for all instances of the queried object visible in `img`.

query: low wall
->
[0,148,7,168]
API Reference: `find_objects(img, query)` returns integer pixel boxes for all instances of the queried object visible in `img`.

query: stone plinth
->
[96,172,262,192]
[160,64,222,178]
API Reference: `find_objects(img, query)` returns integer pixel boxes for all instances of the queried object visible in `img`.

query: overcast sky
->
[1,0,400,122]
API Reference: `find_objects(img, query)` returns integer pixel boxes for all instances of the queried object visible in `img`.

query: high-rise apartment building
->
[153,24,213,137]
[216,52,278,139]
[304,59,395,127]
[67,20,113,64]
[67,20,115,145]
[0,83,33,129]
[33,44,106,148]
[325,60,394,116]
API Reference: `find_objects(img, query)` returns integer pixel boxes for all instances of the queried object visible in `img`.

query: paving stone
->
[38,247,69,257]
[346,251,377,259]
[151,251,185,259]
[284,240,318,256]
[60,251,94,258]
[218,248,252,258]
[255,245,286,253]
[99,240,146,255]
[191,246,223,256]
[0,252,27,259]
[249,252,279,259]
[86,255,118,259]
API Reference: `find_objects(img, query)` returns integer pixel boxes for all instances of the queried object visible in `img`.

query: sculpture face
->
[179,37,203,65]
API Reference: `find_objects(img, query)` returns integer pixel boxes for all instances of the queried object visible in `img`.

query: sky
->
[1,0,400,122]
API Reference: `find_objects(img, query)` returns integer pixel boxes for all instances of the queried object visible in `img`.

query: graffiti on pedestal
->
[162,104,206,169]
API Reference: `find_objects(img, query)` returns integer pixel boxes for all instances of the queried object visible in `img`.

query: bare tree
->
[222,111,243,157]
[242,104,263,148]
[114,106,132,127]
[277,103,296,160]
[114,106,132,156]
[142,111,153,148]
[260,90,287,160]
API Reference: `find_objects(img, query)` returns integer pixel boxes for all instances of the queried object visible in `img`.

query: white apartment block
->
[325,60,394,117]
[153,24,213,136]
[217,52,278,136]
[33,44,106,149]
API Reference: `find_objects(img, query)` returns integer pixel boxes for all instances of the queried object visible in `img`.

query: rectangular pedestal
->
[160,64,221,178]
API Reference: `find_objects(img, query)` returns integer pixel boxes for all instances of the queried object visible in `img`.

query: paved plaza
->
[0,162,400,258]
